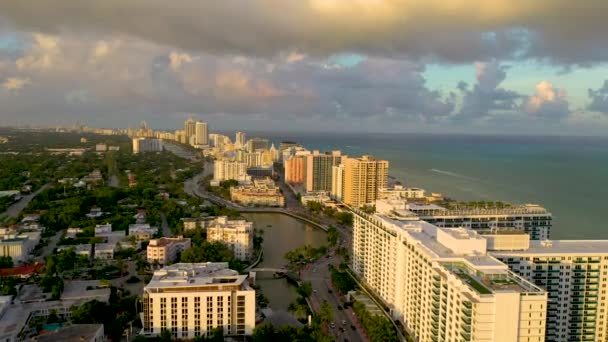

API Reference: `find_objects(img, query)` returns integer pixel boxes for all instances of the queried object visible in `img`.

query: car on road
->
[342,320,347,325]
[313,289,317,293]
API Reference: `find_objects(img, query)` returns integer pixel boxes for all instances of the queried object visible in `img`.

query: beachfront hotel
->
[142,263,255,339]
[491,240,608,342]
[342,155,389,207]
[351,199,547,342]
[397,202,552,240]
[304,150,343,193]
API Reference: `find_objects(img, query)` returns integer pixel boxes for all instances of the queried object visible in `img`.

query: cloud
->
[169,52,193,71]
[455,60,521,122]
[2,77,30,91]
[588,80,608,114]
[1,1,608,64]
[524,81,570,119]
[15,34,60,70]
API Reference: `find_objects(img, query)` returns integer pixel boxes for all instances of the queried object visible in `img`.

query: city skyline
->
[1,1,608,135]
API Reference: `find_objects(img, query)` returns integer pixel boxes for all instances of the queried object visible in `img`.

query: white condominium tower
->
[235,132,246,147]
[491,240,608,342]
[184,117,196,140]
[351,199,548,342]
[213,159,249,183]
[195,121,208,146]
[142,263,255,339]
[342,155,388,207]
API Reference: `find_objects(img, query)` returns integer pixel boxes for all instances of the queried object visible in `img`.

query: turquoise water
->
[258,132,608,240]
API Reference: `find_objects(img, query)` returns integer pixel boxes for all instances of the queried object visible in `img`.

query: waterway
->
[242,213,326,311]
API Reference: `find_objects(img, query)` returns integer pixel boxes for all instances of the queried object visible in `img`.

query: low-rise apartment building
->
[206,217,253,261]
[377,185,426,199]
[142,263,255,339]
[147,237,192,265]
[230,178,285,207]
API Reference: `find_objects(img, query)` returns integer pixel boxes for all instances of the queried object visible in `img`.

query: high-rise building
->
[206,217,254,261]
[279,141,300,152]
[235,132,246,147]
[213,160,250,183]
[195,121,208,146]
[132,138,163,153]
[304,150,342,193]
[184,117,196,141]
[490,240,608,341]
[284,155,306,183]
[246,138,269,152]
[142,263,256,338]
[402,203,552,240]
[331,164,344,201]
[351,200,548,342]
[342,155,388,207]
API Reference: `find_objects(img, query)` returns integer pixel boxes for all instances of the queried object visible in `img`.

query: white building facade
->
[142,263,255,339]
[147,237,192,265]
[212,160,250,183]
[351,200,548,342]
[206,217,253,261]
[491,240,608,342]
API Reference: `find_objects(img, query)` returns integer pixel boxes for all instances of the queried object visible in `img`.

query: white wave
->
[429,168,477,181]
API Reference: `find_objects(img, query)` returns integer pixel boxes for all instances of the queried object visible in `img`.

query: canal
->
[242,212,326,311]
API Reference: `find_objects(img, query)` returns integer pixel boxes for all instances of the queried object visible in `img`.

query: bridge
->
[249,267,288,273]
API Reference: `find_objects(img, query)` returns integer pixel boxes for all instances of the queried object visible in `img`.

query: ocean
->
[255,132,608,240]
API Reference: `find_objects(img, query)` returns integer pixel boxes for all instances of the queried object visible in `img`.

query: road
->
[302,249,366,342]
[35,231,62,263]
[109,174,120,187]
[160,212,172,237]
[1,183,50,220]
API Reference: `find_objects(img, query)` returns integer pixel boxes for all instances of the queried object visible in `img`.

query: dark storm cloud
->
[455,60,522,122]
[588,81,608,114]
[1,0,608,64]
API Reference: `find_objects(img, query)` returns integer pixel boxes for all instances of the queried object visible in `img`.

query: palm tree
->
[319,301,333,324]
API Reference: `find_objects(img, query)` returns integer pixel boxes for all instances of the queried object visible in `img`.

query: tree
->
[0,256,13,268]
[40,275,64,300]
[194,327,223,342]
[252,323,277,341]
[326,226,338,247]
[335,212,353,226]
[71,299,109,324]
[319,301,333,324]
[296,281,312,298]
[353,301,398,342]
[180,242,234,263]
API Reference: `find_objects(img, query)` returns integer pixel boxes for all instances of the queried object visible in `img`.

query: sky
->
[1,1,608,135]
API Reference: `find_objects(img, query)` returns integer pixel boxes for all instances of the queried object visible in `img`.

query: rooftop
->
[442,262,543,295]
[148,237,190,247]
[145,263,250,290]
[413,203,551,217]
[492,239,608,255]
[34,324,103,342]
